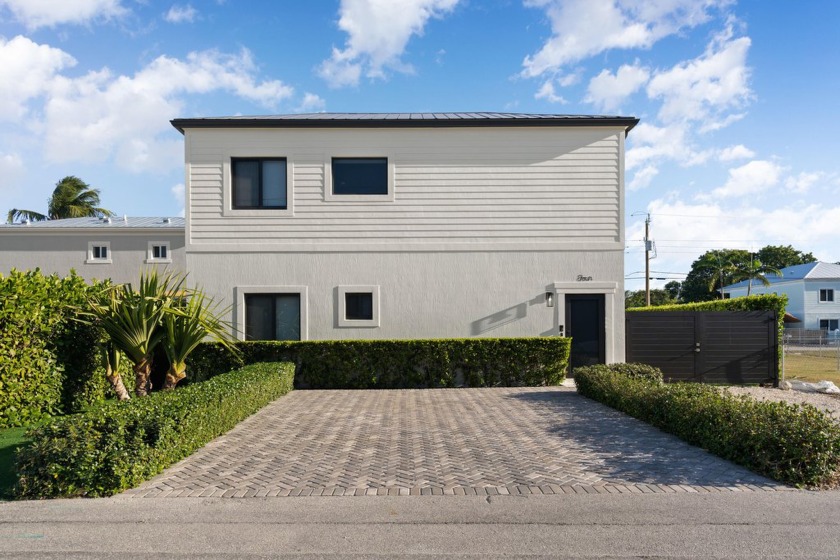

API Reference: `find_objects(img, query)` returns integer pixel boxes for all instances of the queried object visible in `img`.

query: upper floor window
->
[232,158,287,209]
[146,241,172,264]
[820,288,834,303]
[332,158,388,195]
[86,241,111,264]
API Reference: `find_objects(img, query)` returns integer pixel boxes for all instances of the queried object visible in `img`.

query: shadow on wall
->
[470,293,546,335]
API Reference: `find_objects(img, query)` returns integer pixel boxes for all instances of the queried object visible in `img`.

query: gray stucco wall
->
[0,232,185,284]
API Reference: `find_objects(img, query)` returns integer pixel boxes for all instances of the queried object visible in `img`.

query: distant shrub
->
[574,364,840,488]
[188,337,571,389]
[15,361,294,498]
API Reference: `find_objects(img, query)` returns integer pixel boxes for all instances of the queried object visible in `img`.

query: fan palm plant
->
[160,290,236,389]
[100,340,131,401]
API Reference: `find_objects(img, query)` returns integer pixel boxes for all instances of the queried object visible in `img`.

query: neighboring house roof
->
[171,112,639,134]
[0,217,185,230]
[724,261,840,290]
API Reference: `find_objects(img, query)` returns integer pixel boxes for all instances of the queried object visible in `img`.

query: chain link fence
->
[782,329,840,381]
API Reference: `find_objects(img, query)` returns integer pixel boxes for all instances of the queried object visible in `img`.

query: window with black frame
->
[232,158,287,209]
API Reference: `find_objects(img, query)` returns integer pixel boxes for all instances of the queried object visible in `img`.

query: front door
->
[566,294,605,371]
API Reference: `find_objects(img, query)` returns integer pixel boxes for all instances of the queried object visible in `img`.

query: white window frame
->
[234,286,308,341]
[145,241,172,264]
[337,285,380,328]
[86,241,112,264]
[324,154,395,202]
[222,154,294,217]
[819,288,835,303]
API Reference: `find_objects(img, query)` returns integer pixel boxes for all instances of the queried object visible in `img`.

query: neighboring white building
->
[171,112,638,367]
[722,261,840,331]
[0,216,185,285]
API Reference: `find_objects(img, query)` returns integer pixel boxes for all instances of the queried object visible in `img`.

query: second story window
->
[86,241,111,264]
[146,241,172,263]
[820,288,834,303]
[332,158,388,195]
[232,158,287,209]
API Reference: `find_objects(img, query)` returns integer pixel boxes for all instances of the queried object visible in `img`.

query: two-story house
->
[0,216,185,284]
[723,261,840,332]
[171,113,638,367]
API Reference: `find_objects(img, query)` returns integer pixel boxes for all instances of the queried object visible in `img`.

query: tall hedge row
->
[188,337,570,389]
[0,269,120,427]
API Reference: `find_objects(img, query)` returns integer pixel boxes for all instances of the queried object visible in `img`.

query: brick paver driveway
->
[125,387,785,498]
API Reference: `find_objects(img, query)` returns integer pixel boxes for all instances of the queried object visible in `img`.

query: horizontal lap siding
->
[186,128,622,248]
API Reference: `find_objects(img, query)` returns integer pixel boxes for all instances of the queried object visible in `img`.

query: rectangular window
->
[232,158,287,209]
[87,241,111,264]
[332,158,388,195]
[245,294,301,341]
[819,289,834,302]
[820,319,839,331]
[345,292,374,321]
[153,245,167,259]
[146,241,171,263]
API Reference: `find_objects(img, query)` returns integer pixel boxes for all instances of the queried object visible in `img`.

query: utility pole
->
[644,214,651,306]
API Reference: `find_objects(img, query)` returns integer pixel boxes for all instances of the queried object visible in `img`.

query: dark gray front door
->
[566,294,605,371]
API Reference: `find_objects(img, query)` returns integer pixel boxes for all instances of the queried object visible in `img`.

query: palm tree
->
[706,252,736,299]
[83,271,184,397]
[7,176,114,223]
[728,258,783,295]
[100,340,131,401]
[161,290,235,390]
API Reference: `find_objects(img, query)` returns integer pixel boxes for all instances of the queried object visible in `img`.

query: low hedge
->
[574,364,840,488]
[188,337,570,389]
[14,361,294,498]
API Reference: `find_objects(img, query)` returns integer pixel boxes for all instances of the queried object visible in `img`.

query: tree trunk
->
[162,363,186,390]
[104,359,131,401]
[133,354,153,397]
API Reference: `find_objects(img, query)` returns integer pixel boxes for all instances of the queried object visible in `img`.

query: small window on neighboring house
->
[232,158,287,209]
[819,289,834,302]
[332,158,388,195]
[86,242,111,264]
[820,319,839,331]
[146,241,171,263]
[337,285,380,327]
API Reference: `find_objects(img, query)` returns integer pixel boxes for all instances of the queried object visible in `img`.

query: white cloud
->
[0,0,125,29]
[710,160,784,199]
[43,47,293,171]
[171,183,185,217]
[717,144,755,161]
[585,62,650,112]
[164,4,197,23]
[785,171,823,194]
[297,92,326,113]
[647,24,752,129]
[522,0,726,78]
[0,36,76,122]
[628,164,659,191]
[534,80,566,104]
[626,122,703,171]
[318,0,459,88]
[0,152,24,190]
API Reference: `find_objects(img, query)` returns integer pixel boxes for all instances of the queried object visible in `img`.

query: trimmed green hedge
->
[188,337,570,389]
[574,364,840,488]
[14,361,294,498]
[0,269,125,428]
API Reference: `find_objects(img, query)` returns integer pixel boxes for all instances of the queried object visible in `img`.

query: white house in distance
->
[171,112,639,368]
[723,261,840,332]
[0,216,185,285]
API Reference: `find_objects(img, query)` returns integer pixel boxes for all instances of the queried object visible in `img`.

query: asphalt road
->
[1,492,840,558]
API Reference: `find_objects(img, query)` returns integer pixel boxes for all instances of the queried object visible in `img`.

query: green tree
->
[663,281,681,301]
[727,259,782,295]
[681,249,751,303]
[7,176,114,223]
[755,245,816,270]
[624,289,675,308]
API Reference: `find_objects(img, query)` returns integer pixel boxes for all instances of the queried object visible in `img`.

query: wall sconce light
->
[545,292,554,307]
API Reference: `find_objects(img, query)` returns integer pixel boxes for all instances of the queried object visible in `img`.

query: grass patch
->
[0,427,31,499]
[785,352,840,384]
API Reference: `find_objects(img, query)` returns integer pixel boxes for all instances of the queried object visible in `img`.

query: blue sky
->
[1,0,838,290]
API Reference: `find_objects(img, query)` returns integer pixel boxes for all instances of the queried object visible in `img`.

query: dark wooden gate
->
[625,311,778,385]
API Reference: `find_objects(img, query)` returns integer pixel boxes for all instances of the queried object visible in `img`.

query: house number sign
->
[576,275,593,281]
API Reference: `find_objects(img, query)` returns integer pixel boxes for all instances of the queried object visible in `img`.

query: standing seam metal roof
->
[0,217,185,229]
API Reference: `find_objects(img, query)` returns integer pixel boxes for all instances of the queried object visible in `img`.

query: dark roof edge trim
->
[171,117,640,135]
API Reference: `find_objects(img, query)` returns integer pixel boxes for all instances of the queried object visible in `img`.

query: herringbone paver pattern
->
[124,387,788,497]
